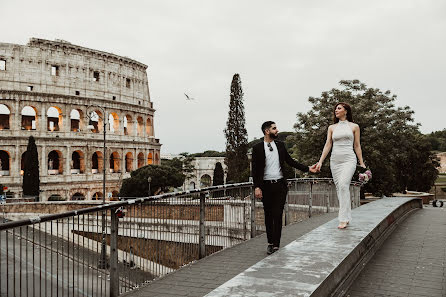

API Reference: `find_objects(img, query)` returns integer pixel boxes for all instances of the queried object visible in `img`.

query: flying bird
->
[184,93,195,101]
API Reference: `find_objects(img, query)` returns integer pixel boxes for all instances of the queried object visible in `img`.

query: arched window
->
[48,150,63,175]
[147,152,153,165]
[108,112,119,134]
[92,192,103,200]
[70,109,83,132]
[71,193,85,200]
[124,115,133,135]
[91,151,103,174]
[109,152,120,173]
[0,104,11,130]
[71,150,84,174]
[137,116,143,136]
[137,152,144,168]
[200,174,212,188]
[21,106,37,130]
[146,117,153,136]
[125,152,133,172]
[20,151,28,176]
[88,110,103,133]
[0,150,10,176]
[47,106,62,131]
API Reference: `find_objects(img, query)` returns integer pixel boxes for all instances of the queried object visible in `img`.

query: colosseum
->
[0,38,161,201]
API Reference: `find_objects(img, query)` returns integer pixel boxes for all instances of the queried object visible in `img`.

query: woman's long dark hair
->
[333,102,353,123]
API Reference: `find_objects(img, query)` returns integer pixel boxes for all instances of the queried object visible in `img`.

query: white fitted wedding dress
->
[330,120,357,223]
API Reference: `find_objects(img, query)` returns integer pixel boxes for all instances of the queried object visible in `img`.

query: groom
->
[252,121,317,254]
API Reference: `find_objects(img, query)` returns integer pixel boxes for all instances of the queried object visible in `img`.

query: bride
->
[315,102,365,229]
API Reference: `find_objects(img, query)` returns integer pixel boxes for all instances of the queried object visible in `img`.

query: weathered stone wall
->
[0,38,161,200]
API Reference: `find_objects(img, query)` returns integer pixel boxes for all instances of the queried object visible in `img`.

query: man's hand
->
[309,163,318,173]
[255,187,262,199]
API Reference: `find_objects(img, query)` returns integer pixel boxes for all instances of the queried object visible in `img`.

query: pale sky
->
[2,0,445,154]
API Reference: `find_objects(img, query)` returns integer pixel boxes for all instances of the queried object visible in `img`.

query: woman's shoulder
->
[328,124,336,130]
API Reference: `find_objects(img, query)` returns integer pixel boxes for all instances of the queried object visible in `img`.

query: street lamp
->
[147,176,152,196]
[86,106,108,269]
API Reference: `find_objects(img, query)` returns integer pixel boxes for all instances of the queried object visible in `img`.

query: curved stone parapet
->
[205,197,423,297]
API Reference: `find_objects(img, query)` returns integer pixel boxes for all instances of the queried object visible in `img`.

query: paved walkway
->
[347,206,446,297]
[124,212,337,297]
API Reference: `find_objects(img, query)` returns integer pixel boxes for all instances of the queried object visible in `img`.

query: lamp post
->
[86,106,108,269]
[247,149,253,183]
[147,176,152,196]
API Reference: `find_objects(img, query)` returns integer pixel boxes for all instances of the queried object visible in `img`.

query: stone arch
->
[146,117,153,136]
[109,151,120,173]
[147,152,153,165]
[21,105,38,130]
[0,150,10,176]
[124,114,133,135]
[70,109,84,132]
[108,112,119,134]
[87,110,104,133]
[92,192,103,200]
[125,152,133,172]
[71,192,85,200]
[47,106,63,131]
[111,190,119,201]
[189,181,196,190]
[200,174,212,188]
[91,151,103,174]
[0,104,11,130]
[71,150,85,174]
[137,116,143,136]
[48,150,63,175]
[137,152,144,168]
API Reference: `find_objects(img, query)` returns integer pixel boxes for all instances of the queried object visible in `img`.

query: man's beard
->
[271,133,278,139]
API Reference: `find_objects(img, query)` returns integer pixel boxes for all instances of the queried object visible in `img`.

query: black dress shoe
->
[267,244,274,255]
[273,247,279,253]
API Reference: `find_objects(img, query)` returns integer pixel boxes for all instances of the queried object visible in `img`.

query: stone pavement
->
[123,212,337,297]
[347,206,446,297]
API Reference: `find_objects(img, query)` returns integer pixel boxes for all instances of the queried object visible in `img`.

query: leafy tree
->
[191,150,226,157]
[290,79,438,196]
[120,164,185,197]
[23,136,40,197]
[224,73,249,183]
[427,129,446,152]
[212,162,225,186]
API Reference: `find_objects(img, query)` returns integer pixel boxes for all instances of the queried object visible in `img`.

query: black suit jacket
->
[251,140,309,189]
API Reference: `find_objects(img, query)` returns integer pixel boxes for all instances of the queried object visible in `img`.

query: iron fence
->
[0,178,361,296]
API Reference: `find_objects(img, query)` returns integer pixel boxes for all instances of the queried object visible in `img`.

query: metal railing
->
[0,178,361,296]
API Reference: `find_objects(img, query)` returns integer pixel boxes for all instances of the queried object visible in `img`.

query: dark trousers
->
[261,181,288,247]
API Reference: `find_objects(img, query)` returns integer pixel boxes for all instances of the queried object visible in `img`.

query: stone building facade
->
[0,38,161,201]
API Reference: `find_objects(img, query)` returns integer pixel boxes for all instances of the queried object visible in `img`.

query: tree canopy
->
[119,164,185,197]
[224,73,249,183]
[289,80,438,196]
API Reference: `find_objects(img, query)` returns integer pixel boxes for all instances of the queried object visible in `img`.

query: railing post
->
[199,192,206,259]
[110,209,119,297]
[284,183,290,226]
[308,182,313,218]
[250,186,256,239]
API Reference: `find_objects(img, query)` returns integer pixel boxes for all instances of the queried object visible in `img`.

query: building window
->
[51,65,59,76]
[75,91,80,96]
[0,59,5,71]
[93,71,100,82]
[112,96,116,101]
[126,78,131,88]
[27,86,33,91]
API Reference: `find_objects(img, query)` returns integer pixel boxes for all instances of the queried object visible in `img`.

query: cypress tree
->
[212,162,225,186]
[23,136,40,197]
[224,74,249,183]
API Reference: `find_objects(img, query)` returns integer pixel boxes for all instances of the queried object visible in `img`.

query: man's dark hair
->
[261,121,275,135]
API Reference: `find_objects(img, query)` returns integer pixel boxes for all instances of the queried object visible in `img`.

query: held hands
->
[309,163,318,173]
[255,187,262,199]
